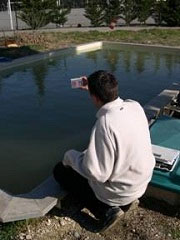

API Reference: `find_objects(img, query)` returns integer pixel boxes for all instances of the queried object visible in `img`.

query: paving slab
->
[0,190,13,222]
[0,176,67,223]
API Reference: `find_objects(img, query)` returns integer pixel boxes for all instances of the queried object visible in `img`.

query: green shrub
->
[84,0,104,27]
[161,0,180,26]
[50,5,71,27]
[17,0,53,30]
[136,0,153,24]
[152,0,166,26]
[103,0,122,26]
[120,0,138,26]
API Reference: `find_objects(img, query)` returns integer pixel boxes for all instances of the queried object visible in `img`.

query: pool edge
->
[1,41,180,72]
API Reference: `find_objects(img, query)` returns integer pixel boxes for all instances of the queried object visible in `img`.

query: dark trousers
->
[53,162,110,218]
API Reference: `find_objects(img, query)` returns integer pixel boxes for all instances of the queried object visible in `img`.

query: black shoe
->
[99,206,124,232]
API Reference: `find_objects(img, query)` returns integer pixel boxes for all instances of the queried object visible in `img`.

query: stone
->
[46,219,51,226]
[74,231,80,238]
[60,219,66,226]
[26,235,32,240]
[19,235,25,240]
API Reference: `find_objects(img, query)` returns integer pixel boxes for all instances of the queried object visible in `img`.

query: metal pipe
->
[7,0,14,30]
[15,5,18,30]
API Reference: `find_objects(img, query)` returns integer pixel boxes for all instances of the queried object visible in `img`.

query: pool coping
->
[103,41,180,50]
[0,41,180,72]
[0,41,103,71]
[0,41,180,223]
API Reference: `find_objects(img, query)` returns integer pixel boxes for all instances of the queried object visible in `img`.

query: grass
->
[171,228,180,239]
[0,221,25,240]
[0,29,180,59]
[0,218,44,240]
[40,29,180,47]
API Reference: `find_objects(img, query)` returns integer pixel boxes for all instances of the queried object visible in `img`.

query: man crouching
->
[53,70,155,232]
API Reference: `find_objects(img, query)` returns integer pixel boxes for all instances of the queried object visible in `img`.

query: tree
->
[0,0,8,11]
[17,0,53,30]
[136,0,153,24]
[161,0,180,26]
[152,0,166,26]
[103,0,122,26]
[120,0,138,26]
[50,5,71,27]
[84,0,104,27]
[61,0,86,8]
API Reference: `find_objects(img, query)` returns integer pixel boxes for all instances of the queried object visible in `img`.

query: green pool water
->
[0,43,180,194]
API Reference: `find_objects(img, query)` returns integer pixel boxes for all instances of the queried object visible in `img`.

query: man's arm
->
[63,118,115,183]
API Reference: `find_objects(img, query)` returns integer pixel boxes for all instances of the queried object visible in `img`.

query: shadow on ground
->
[48,194,180,240]
[49,194,141,233]
[140,196,180,219]
[50,194,103,233]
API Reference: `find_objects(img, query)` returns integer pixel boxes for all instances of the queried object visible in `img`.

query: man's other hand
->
[80,76,89,91]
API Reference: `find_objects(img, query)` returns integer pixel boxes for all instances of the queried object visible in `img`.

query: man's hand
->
[80,76,89,91]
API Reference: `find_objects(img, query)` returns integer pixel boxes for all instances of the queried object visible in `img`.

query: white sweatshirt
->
[63,97,155,206]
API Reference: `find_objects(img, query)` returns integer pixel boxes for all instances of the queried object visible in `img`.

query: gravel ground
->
[13,195,180,240]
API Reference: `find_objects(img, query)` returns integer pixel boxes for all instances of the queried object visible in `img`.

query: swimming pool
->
[0,42,180,194]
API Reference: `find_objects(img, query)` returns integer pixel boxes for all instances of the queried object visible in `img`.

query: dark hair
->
[88,70,118,104]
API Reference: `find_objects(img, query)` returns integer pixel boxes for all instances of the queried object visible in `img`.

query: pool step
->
[144,83,180,125]
[0,176,67,223]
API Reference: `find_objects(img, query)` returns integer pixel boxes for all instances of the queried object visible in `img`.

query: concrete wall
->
[0,9,90,31]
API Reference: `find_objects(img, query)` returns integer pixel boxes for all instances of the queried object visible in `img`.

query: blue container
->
[150,116,180,194]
